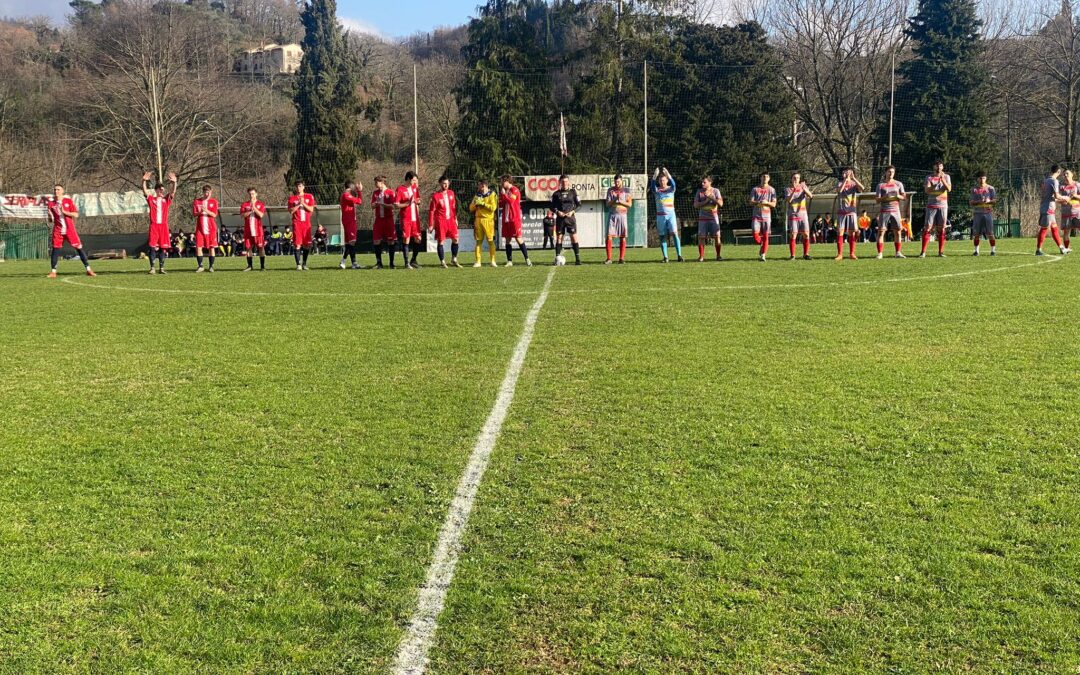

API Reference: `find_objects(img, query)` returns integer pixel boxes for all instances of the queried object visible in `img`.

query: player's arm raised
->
[141,171,154,197]
[166,172,177,199]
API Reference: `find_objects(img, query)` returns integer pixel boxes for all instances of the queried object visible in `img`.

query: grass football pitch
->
[1,240,1078,673]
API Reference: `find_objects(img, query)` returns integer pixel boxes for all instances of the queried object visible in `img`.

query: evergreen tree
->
[881,0,994,217]
[286,0,361,203]
[448,0,561,179]
[646,21,797,220]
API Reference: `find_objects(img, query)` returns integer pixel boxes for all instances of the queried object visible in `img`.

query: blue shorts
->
[656,214,678,237]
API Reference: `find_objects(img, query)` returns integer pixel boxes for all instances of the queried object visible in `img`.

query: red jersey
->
[147,194,173,227]
[428,189,458,227]
[240,200,265,235]
[340,190,363,227]
[48,197,77,234]
[192,197,219,235]
[500,185,522,226]
[371,188,396,224]
[396,185,421,225]
[288,193,315,226]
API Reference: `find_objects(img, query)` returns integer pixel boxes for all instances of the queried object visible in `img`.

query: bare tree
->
[744,0,910,178]
[64,0,257,190]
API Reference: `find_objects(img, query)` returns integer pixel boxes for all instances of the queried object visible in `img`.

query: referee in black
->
[550,175,582,265]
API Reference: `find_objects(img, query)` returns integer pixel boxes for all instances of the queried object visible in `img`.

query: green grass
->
[1,241,1078,673]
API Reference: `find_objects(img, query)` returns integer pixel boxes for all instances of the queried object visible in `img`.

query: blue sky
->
[1,0,479,38]
[340,0,478,37]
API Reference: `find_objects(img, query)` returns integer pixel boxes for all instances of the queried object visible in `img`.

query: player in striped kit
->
[1060,169,1080,251]
[428,176,461,268]
[920,161,951,258]
[46,183,95,278]
[142,170,177,274]
[287,180,316,270]
[339,180,363,269]
[784,172,813,260]
[1036,165,1070,256]
[969,171,997,256]
[192,185,219,272]
[370,176,398,269]
[605,175,633,264]
[240,187,267,270]
[650,167,683,262]
[833,168,865,260]
[749,173,776,261]
[875,166,907,259]
[693,176,724,262]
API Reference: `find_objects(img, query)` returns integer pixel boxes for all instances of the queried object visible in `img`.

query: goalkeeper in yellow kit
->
[470,179,498,267]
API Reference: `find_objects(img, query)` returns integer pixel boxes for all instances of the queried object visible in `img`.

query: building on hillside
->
[233,43,303,75]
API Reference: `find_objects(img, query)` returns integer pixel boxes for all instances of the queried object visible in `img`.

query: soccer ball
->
[555,254,566,266]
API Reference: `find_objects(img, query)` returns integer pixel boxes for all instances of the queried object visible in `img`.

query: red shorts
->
[501,219,523,239]
[343,221,358,244]
[434,222,459,241]
[52,224,81,249]
[244,229,265,250]
[402,220,422,240]
[293,223,312,248]
[373,219,397,242]
[148,222,170,249]
[195,227,218,250]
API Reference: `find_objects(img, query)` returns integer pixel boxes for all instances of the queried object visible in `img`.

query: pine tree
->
[286,0,361,204]
[448,0,560,179]
[884,0,995,216]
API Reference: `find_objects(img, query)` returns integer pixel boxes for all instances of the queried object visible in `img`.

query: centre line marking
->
[391,267,556,675]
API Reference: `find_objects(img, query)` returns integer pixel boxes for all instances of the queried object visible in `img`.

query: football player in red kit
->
[499,174,531,267]
[240,187,267,271]
[396,171,423,269]
[192,184,219,272]
[371,176,398,269]
[288,180,316,270]
[428,175,461,268]
[339,180,364,269]
[46,183,95,278]
[142,170,177,274]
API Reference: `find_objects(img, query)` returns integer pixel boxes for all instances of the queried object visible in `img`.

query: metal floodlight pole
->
[888,49,896,167]
[643,60,648,178]
[201,119,225,201]
[413,64,420,175]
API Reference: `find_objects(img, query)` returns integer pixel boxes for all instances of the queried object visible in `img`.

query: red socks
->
[619,238,626,261]
[802,238,809,256]
[605,237,613,261]
[921,231,931,255]
[1052,227,1064,248]
[894,239,902,253]
[698,242,706,258]
[791,239,798,257]
[877,240,884,254]
[848,233,857,256]
[938,235,945,255]
[836,238,843,256]
[714,242,722,258]
[760,239,769,255]
[753,232,763,245]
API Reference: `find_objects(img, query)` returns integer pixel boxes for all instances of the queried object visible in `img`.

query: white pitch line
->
[391,267,556,675]
[57,252,1063,299]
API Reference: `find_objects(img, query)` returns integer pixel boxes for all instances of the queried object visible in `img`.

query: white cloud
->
[339,16,384,37]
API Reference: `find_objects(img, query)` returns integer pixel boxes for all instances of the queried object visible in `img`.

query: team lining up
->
[42,163,1077,277]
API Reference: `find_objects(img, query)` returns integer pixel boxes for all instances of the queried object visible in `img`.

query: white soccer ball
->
[555,254,566,266]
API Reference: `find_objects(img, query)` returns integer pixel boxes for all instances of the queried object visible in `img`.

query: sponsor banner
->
[1,191,149,219]
[523,174,648,202]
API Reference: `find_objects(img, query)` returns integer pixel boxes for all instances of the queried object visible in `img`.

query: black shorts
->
[556,217,577,236]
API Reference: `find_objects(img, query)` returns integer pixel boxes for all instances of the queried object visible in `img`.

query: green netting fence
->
[0,224,50,260]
